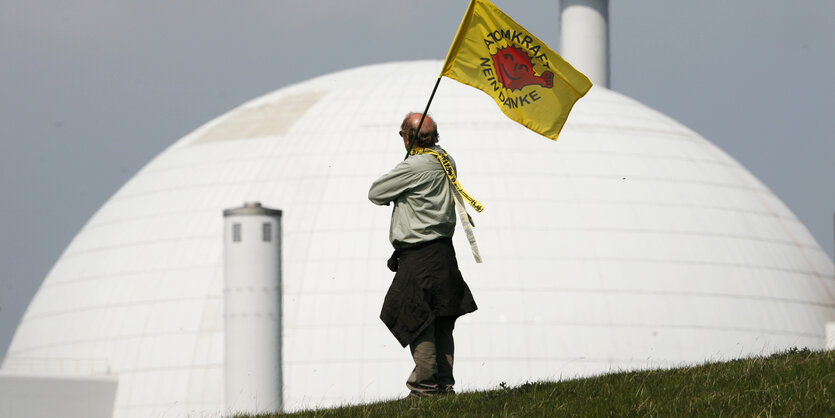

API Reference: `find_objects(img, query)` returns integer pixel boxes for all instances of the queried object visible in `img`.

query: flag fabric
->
[441,0,592,140]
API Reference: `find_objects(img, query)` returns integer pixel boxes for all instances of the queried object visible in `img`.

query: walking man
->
[368,112,478,398]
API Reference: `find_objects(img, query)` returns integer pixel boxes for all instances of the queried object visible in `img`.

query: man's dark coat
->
[380,238,477,347]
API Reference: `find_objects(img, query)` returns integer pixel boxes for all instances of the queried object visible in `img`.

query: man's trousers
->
[407,316,456,396]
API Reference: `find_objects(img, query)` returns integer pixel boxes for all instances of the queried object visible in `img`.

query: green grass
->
[250,348,834,417]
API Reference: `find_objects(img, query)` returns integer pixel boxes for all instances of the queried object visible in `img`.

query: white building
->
[2,58,833,417]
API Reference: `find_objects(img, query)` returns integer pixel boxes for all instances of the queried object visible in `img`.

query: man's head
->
[399,112,439,150]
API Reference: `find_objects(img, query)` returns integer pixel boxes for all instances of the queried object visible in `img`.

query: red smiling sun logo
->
[491,45,554,91]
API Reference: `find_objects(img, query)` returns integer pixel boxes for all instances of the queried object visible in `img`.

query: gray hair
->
[400,112,439,147]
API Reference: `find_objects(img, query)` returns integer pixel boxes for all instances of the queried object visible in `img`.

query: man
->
[368,112,478,398]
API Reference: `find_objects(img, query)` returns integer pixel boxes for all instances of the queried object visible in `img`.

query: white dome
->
[5,60,834,417]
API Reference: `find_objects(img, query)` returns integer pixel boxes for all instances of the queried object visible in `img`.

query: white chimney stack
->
[560,0,610,87]
[223,202,284,415]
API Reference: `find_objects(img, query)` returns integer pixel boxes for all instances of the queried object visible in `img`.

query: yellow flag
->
[441,0,592,140]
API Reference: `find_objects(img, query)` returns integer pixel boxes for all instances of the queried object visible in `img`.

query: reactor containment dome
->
[4,60,834,417]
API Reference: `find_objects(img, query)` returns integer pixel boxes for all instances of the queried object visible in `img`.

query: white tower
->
[223,202,283,414]
[560,0,609,87]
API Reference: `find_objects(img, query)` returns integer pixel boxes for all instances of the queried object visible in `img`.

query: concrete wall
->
[0,374,117,418]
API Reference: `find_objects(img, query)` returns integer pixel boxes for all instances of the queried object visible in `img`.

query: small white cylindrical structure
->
[827,322,835,350]
[223,202,283,415]
[560,0,609,87]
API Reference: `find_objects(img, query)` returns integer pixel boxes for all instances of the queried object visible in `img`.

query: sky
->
[1,0,833,358]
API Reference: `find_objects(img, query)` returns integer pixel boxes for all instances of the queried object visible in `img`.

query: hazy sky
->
[1,0,833,357]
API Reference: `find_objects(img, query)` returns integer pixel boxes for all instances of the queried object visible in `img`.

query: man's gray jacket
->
[368,146,457,249]
[369,146,477,347]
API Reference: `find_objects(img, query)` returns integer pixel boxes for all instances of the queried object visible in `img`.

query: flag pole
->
[404,76,442,159]
[403,0,475,159]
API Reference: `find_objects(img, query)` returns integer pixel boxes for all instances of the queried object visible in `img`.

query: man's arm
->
[368,161,414,206]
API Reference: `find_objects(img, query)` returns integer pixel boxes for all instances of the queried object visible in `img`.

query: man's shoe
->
[439,385,455,395]
[404,390,440,400]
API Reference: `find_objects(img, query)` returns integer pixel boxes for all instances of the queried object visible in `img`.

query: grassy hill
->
[250,348,834,417]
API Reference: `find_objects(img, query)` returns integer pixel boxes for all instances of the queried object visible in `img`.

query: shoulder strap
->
[411,147,484,263]
[410,147,484,212]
